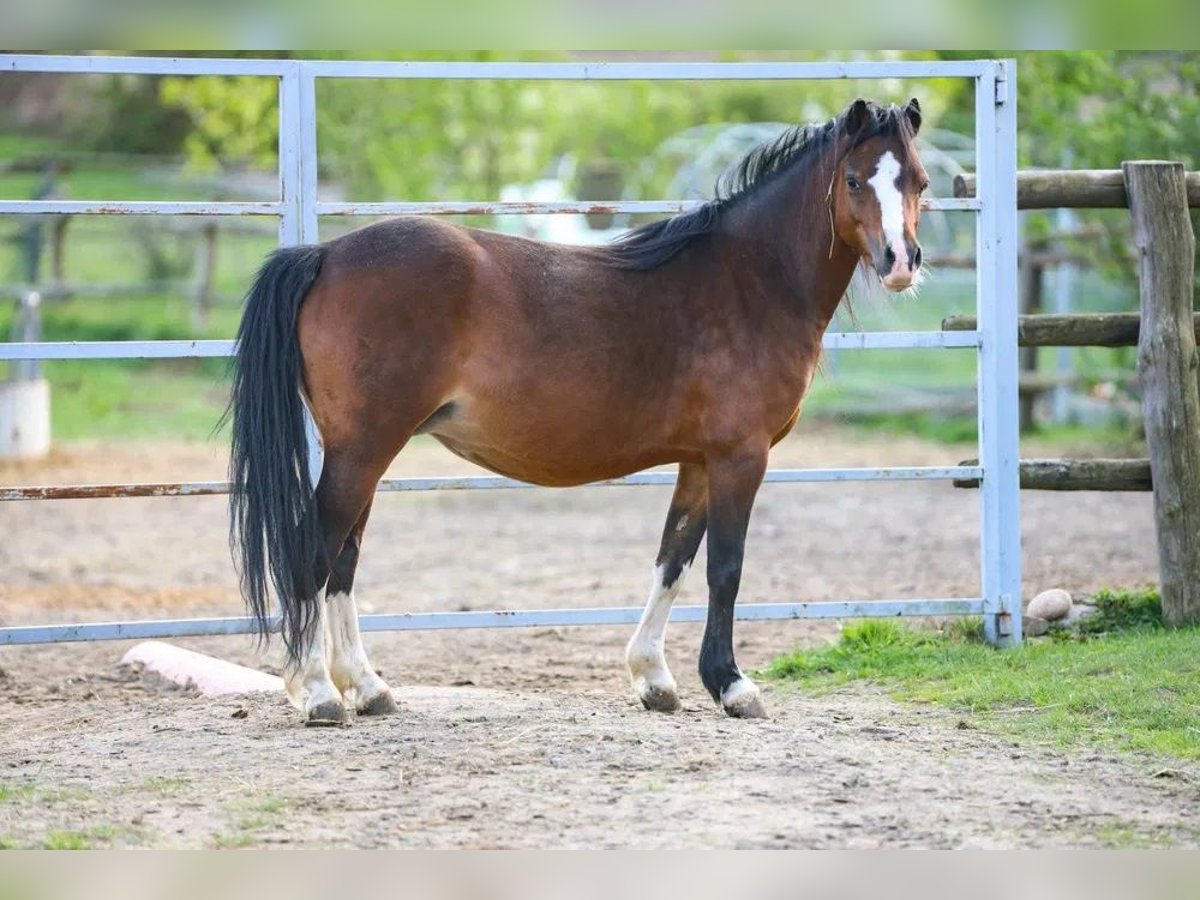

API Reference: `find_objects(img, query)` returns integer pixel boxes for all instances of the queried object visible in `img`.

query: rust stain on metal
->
[0,482,230,501]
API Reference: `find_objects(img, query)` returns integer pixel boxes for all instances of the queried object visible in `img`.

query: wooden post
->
[50,215,69,288]
[1123,161,1200,626]
[192,222,218,329]
[1017,250,1043,430]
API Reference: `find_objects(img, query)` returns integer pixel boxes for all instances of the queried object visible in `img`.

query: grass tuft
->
[42,831,91,850]
[765,590,1200,763]
[1078,587,1162,633]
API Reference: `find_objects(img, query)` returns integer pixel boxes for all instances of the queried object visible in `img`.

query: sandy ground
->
[2,427,1194,848]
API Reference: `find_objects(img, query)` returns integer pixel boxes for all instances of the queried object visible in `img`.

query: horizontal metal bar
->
[0,331,978,362]
[317,198,975,217]
[0,467,984,502]
[374,467,984,491]
[360,599,986,630]
[0,199,973,222]
[0,340,235,360]
[304,59,992,81]
[0,54,293,77]
[823,331,980,349]
[0,598,986,645]
[0,201,282,216]
[925,198,981,212]
[318,200,703,217]
[0,55,991,82]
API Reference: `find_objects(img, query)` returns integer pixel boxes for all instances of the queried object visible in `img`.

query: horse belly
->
[427,393,678,487]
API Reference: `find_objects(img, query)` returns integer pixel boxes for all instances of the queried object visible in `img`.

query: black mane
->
[603,100,914,271]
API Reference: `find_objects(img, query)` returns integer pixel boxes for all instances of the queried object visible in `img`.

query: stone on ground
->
[1023,616,1050,637]
[1027,589,1072,621]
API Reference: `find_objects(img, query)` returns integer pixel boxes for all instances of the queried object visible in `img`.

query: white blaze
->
[868,150,907,269]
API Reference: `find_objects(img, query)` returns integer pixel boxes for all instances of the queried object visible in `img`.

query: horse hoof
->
[357,691,399,717]
[723,695,768,719]
[638,685,681,713]
[305,700,349,727]
[720,678,767,719]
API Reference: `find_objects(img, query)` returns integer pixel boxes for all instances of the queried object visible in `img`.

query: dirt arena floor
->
[2,426,1195,848]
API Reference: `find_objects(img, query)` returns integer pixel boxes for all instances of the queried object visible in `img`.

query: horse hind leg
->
[285,447,389,724]
[626,462,707,712]
[326,500,398,716]
[284,586,346,725]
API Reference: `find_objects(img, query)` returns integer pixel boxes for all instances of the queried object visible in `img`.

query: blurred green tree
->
[156,51,946,202]
[935,51,1200,168]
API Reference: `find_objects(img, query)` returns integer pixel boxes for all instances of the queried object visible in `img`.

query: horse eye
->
[919,179,930,193]
[846,175,862,192]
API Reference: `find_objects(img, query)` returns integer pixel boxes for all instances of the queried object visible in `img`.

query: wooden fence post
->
[1123,160,1200,626]
[50,214,69,288]
[1017,250,1043,430]
[192,222,218,329]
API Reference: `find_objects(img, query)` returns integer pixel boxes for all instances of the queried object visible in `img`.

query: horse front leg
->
[626,462,708,712]
[699,446,769,719]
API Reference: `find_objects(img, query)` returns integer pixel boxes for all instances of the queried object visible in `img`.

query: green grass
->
[1077,587,1163,633]
[40,825,134,850]
[0,785,36,804]
[141,776,192,794]
[44,360,231,441]
[0,129,269,442]
[764,591,1200,763]
[0,292,236,440]
[212,794,291,849]
[212,832,259,849]
[42,830,91,850]
[830,410,979,444]
[814,405,1146,452]
[0,783,91,806]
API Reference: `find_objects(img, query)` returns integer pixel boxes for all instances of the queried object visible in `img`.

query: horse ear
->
[844,98,871,136]
[904,97,922,135]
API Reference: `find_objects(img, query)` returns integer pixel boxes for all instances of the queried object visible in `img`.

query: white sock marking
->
[626,562,689,691]
[327,590,390,706]
[283,586,341,714]
[721,675,760,708]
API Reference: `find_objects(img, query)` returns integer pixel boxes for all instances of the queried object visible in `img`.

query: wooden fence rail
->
[954,458,1151,492]
[954,168,1200,209]
[952,161,1200,626]
[943,312,1200,348]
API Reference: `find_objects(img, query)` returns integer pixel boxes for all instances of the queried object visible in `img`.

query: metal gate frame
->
[0,55,1020,648]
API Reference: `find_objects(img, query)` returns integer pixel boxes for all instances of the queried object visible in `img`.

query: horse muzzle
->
[874,239,922,292]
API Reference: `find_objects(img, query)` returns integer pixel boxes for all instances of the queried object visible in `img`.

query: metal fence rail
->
[0,465,986,502]
[0,54,1021,647]
[0,599,987,646]
[0,330,982,364]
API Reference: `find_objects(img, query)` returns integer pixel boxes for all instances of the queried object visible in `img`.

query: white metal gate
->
[0,55,1021,647]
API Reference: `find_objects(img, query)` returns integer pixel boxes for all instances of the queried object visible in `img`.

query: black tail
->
[226,244,326,662]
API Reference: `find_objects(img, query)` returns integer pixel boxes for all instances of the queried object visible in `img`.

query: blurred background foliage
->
[95,51,1200,200]
[0,51,1196,444]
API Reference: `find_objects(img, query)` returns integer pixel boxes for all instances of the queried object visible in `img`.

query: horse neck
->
[719,156,859,337]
